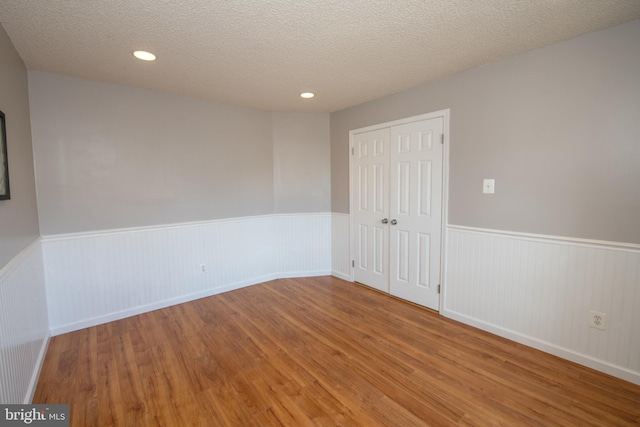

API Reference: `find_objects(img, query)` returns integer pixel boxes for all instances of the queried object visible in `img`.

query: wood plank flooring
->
[34,276,640,426]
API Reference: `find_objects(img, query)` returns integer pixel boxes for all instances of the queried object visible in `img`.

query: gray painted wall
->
[331,20,640,244]
[28,72,331,235]
[29,71,274,234]
[273,112,330,213]
[0,25,40,268]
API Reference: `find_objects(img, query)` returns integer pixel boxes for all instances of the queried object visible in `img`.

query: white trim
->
[0,238,41,279]
[49,268,333,336]
[348,109,451,310]
[331,271,352,281]
[25,333,50,404]
[438,110,451,312]
[49,274,277,336]
[441,308,640,386]
[349,110,449,135]
[331,212,351,281]
[348,138,356,282]
[279,270,332,279]
[41,212,331,242]
[447,224,640,252]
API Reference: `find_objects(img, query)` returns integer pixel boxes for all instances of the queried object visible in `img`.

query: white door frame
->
[348,109,450,312]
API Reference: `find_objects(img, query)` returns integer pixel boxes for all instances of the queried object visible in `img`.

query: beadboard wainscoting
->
[444,225,640,385]
[42,213,331,336]
[331,213,351,281]
[0,240,49,404]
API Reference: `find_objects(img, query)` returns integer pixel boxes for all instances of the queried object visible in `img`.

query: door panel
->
[389,118,443,310]
[396,230,409,283]
[418,160,432,216]
[353,128,389,292]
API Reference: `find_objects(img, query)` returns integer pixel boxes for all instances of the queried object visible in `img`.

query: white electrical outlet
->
[589,311,606,330]
[200,264,206,273]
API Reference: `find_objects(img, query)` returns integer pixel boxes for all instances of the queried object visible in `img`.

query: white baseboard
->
[278,270,333,279]
[331,270,351,282]
[49,269,335,336]
[49,273,279,336]
[25,332,51,404]
[331,212,351,281]
[442,308,640,386]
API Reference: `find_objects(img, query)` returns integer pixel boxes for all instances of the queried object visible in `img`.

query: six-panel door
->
[388,118,443,310]
[353,128,390,292]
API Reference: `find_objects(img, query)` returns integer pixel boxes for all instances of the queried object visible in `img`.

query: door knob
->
[381,218,388,224]
[390,219,397,225]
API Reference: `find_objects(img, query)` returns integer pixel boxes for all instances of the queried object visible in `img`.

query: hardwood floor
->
[34,276,640,426]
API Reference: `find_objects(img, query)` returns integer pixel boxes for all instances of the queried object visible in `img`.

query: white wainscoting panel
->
[0,240,49,404]
[444,226,640,385]
[276,214,331,277]
[42,214,332,335]
[331,213,351,281]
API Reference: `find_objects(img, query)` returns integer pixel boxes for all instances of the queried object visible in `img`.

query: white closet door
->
[388,118,443,310]
[352,128,390,293]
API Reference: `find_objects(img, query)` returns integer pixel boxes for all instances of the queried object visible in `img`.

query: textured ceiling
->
[1,1,639,112]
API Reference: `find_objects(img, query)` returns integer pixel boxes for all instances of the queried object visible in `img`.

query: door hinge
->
[351,147,354,155]
[352,260,355,268]
[441,134,444,145]
[437,284,441,294]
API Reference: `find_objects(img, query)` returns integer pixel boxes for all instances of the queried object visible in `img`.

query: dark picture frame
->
[0,110,10,200]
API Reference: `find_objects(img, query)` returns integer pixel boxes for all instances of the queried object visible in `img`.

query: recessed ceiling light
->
[300,92,314,99]
[133,50,156,61]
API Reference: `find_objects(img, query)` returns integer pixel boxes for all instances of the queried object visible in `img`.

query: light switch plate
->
[483,179,495,194]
